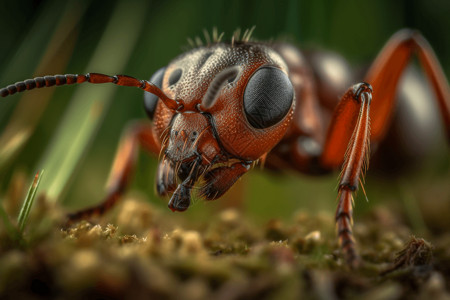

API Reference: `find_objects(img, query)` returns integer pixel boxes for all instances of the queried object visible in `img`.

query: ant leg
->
[317,30,449,268]
[365,29,450,141]
[320,83,372,268]
[67,121,161,222]
[321,29,450,170]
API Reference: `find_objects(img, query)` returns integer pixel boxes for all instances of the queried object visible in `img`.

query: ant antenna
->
[0,73,183,111]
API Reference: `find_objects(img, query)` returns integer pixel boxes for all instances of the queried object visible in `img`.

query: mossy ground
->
[1,185,449,299]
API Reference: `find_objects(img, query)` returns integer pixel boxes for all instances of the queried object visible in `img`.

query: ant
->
[1,28,449,268]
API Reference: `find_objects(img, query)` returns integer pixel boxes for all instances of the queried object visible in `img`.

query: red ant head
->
[144,41,295,211]
[146,42,295,163]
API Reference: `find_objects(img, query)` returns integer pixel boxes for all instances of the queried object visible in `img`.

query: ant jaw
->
[167,157,203,212]
[168,183,191,212]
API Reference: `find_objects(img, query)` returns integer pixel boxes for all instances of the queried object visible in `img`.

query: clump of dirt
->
[0,196,449,299]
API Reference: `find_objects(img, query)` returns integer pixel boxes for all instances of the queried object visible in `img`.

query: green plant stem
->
[17,170,44,233]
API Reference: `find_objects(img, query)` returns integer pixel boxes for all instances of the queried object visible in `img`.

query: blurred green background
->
[0,0,449,224]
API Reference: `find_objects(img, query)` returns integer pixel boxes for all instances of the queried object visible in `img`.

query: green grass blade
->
[37,0,149,202]
[0,0,70,123]
[17,170,44,233]
[0,0,88,172]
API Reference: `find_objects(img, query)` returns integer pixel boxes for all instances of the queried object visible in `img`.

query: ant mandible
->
[1,28,449,268]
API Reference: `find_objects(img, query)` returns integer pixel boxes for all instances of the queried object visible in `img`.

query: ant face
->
[149,42,295,163]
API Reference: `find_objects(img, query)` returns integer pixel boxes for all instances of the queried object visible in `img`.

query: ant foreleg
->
[320,83,372,268]
[67,121,160,223]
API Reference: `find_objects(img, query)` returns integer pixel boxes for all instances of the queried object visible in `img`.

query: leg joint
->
[335,211,352,222]
[339,182,358,191]
[338,227,353,236]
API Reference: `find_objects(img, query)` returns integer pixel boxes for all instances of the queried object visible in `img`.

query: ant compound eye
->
[144,66,166,119]
[168,68,183,86]
[243,67,294,129]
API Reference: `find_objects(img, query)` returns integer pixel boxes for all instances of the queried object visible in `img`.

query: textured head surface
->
[153,42,295,161]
